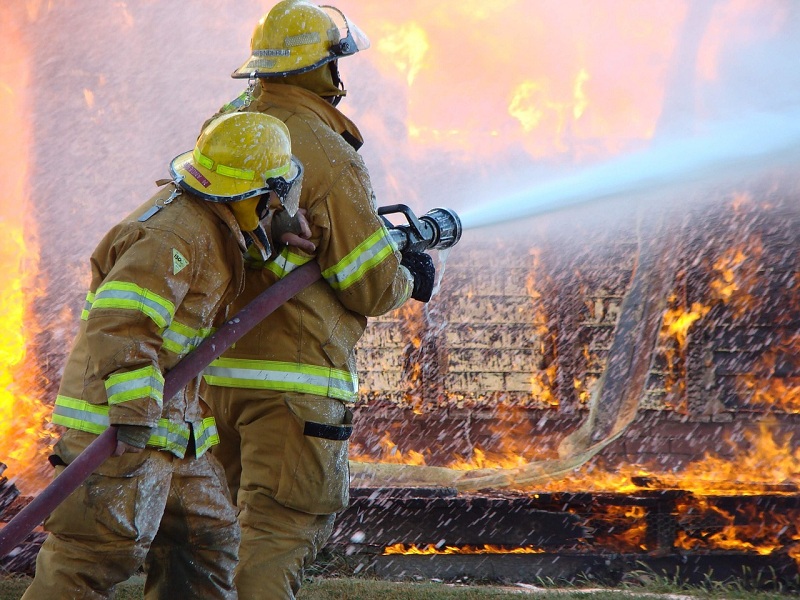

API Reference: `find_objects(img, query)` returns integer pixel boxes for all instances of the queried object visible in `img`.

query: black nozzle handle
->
[379,204,463,253]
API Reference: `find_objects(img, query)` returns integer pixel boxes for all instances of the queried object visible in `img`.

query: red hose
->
[0,262,321,558]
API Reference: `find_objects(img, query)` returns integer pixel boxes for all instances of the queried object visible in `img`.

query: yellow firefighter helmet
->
[169,112,303,231]
[232,1,370,79]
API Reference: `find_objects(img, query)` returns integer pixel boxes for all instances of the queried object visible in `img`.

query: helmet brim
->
[232,54,334,80]
[169,151,271,203]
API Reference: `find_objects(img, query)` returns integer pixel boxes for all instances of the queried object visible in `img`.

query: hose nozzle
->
[379,205,463,253]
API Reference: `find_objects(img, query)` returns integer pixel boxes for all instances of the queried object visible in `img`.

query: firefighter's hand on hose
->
[113,424,154,456]
[401,251,436,302]
[272,208,315,253]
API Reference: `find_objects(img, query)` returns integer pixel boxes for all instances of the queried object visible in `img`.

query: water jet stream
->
[459,108,800,230]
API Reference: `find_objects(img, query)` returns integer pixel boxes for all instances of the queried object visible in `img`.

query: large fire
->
[353,2,686,161]
[1,1,799,573]
[0,3,56,494]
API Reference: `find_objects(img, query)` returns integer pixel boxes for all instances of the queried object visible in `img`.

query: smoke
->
[452,1,800,230]
[7,0,800,373]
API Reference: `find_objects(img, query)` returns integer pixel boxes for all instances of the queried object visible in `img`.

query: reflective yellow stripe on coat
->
[84,281,176,328]
[321,226,397,291]
[104,365,164,407]
[203,358,359,402]
[51,395,220,458]
[265,226,396,292]
[264,249,312,278]
[82,288,212,358]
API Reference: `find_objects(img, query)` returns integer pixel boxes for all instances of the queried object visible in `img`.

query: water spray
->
[459,108,800,231]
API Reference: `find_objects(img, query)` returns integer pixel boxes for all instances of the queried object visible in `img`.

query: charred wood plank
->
[0,464,21,520]
[331,489,585,548]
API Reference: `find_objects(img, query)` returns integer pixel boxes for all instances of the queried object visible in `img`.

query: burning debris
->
[353,183,800,476]
[339,184,800,587]
[0,464,44,575]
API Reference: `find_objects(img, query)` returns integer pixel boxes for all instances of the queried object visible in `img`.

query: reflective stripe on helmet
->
[203,358,358,402]
[193,147,291,182]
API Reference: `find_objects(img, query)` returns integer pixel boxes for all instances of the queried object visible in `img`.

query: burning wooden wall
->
[351,176,800,476]
[331,179,800,588]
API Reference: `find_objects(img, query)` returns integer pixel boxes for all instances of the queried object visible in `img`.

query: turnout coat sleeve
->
[55,189,245,451]
[83,222,196,427]
[246,83,414,318]
[314,154,413,317]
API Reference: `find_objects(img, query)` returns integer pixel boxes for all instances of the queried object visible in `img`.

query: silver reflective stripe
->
[266,249,310,278]
[52,397,109,433]
[204,359,358,402]
[162,326,193,355]
[51,396,219,458]
[162,321,210,356]
[80,292,95,321]
[105,366,164,407]
[322,228,394,291]
[147,421,191,458]
[92,282,175,328]
[194,418,220,456]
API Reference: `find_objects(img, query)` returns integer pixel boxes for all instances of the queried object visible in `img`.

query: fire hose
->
[0,205,462,559]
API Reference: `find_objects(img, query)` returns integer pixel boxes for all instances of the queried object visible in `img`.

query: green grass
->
[1,575,799,600]
[0,574,143,600]
[3,551,798,600]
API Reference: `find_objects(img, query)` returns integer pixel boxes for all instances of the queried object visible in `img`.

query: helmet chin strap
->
[244,223,273,261]
[329,61,345,107]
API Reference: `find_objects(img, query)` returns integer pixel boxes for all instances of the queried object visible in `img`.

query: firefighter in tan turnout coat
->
[203,2,438,598]
[23,112,303,600]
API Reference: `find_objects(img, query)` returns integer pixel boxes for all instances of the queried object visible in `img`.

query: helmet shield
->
[321,6,371,57]
[267,156,303,217]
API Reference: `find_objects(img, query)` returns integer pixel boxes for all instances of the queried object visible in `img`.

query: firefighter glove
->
[115,424,154,449]
[271,208,306,243]
[401,251,435,303]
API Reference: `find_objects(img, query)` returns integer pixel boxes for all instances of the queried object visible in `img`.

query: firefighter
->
[22,111,303,600]
[201,2,437,598]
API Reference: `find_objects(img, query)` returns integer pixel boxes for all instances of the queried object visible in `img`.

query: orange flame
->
[525,248,559,408]
[590,505,648,553]
[349,2,688,161]
[661,302,711,349]
[384,543,544,555]
[0,3,56,492]
[710,238,764,318]
[353,431,429,466]
[675,496,795,556]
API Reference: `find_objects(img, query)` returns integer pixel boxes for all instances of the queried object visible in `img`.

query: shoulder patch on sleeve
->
[172,248,189,274]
